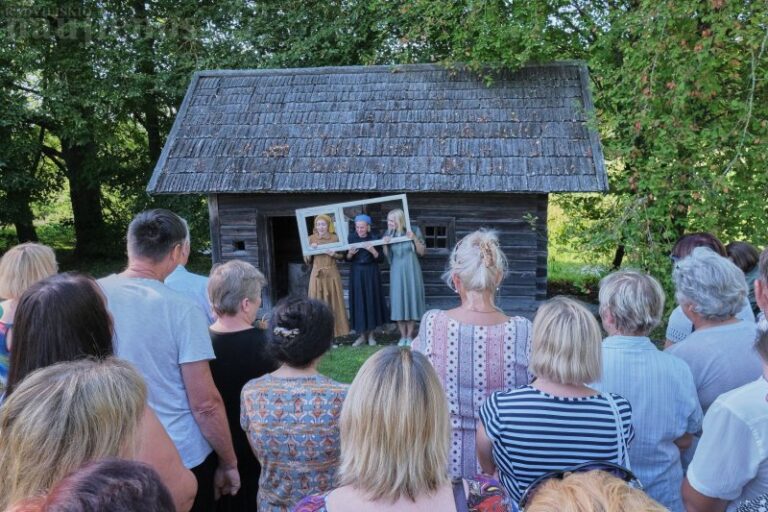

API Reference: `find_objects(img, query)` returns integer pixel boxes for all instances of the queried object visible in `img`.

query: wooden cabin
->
[147,63,608,318]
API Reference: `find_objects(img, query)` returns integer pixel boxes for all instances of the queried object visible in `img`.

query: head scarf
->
[314,214,335,235]
[354,214,372,225]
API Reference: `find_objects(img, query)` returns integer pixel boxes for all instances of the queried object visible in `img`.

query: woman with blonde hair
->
[382,209,426,346]
[0,358,147,510]
[477,297,634,504]
[0,242,57,390]
[6,272,197,512]
[294,347,509,512]
[305,214,349,338]
[412,229,532,478]
[524,469,665,512]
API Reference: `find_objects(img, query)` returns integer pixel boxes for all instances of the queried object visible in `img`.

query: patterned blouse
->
[241,374,348,512]
[412,309,533,478]
[0,320,11,392]
[292,475,514,512]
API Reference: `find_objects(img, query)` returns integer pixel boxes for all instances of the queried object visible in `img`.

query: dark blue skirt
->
[349,262,388,332]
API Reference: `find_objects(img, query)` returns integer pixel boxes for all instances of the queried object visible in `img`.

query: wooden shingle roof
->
[147,63,607,194]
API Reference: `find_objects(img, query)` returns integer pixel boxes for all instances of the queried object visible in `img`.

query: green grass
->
[318,345,384,383]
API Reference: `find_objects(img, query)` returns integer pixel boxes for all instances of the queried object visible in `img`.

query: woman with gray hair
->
[592,270,702,511]
[208,260,277,512]
[666,247,762,414]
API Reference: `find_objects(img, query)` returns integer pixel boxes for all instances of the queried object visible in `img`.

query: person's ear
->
[756,279,768,314]
[452,274,463,294]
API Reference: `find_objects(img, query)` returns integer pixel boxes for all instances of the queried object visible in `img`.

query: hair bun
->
[479,239,496,268]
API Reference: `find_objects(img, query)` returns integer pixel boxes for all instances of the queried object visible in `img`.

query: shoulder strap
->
[453,479,469,512]
[603,393,631,470]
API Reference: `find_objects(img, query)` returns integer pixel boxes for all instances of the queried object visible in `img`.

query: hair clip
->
[273,326,300,339]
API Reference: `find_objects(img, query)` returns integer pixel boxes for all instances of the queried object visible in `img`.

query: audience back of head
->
[127,209,186,263]
[443,229,507,292]
[598,270,665,336]
[208,260,266,318]
[671,232,727,260]
[6,272,113,396]
[673,247,747,321]
[10,459,174,512]
[530,296,602,385]
[0,243,58,300]
[727,241,760,274]
[338,346,449,501]
[0,358,147,510]
[267,296,333,368]
[525,470,667,512]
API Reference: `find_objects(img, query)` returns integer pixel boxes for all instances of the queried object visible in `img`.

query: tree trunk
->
[61,141,106,257]
[133,0,163,163]
[611,244,625,270]
[7,188,38,242]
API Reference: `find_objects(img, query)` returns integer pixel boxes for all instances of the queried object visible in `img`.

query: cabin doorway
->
[268,216,309,304]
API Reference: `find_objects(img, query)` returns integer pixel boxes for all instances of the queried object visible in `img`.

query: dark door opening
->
[269,216,309,303]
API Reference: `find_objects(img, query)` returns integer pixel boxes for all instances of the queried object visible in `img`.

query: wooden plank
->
[208,194,222,264]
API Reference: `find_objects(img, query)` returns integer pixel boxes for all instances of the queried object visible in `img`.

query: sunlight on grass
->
[318,345,383,383]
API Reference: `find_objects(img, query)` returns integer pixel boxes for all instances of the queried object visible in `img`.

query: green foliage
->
[1,0,765,286]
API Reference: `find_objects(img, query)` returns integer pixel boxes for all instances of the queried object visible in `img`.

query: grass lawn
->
[318,345,385,383]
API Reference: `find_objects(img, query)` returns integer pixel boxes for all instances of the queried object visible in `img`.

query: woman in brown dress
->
[305,214,350,337]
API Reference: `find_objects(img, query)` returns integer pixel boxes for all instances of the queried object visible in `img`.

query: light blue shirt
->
[99,275,215,468]
[666,298,755,343]
[593,335,703,512]
[165,265,214,324]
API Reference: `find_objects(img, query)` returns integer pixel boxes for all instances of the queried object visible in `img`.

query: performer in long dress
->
[305,214,350,338]
[382,209,426,347]
[346,214,387,346]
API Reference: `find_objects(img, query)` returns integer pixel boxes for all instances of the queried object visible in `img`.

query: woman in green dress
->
[383,209,426,347]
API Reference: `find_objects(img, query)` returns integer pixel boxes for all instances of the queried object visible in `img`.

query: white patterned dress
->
[412,309,533,478]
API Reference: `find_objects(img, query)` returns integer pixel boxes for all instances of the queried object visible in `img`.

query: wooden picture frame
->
[296,194,411,257]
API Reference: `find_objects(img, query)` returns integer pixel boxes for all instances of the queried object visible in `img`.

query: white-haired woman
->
[593,270,702,512]
[208,260,277,512]
[382,209,426,346]
[666,247,762,414]
[412,229,532,479]
[477,297,634,505]
[294,347,509,512]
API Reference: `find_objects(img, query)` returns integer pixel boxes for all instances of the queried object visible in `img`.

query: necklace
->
[461,306,502,314]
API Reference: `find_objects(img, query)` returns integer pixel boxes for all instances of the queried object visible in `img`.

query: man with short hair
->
[682,248,768,511]
[99,209,238,512]
[165,218,215,324]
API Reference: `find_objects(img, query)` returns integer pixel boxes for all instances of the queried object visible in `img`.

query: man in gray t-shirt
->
[99,209,239,512]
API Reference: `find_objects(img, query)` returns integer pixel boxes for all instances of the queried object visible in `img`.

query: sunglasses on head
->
[518,461,641,510]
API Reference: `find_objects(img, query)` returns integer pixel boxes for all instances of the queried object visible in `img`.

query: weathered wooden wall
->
[209,192,547,319]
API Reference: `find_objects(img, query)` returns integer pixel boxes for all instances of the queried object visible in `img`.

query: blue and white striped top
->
[479,385,634,502]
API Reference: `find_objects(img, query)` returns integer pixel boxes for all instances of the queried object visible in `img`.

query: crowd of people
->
[0,208,766,512]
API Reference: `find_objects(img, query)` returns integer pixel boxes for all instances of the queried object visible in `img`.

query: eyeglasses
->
[518,461,641,510]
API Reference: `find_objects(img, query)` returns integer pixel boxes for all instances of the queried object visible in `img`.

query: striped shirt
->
[479,385,634,502]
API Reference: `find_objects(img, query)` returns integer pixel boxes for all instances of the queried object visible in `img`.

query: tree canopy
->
[0,0,765,276]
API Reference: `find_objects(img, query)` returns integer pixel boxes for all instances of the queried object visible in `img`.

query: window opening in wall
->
[233,240,246,251]
[423,224,449,249]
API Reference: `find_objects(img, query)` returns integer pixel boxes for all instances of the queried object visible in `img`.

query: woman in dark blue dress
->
[346,214,388,346]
